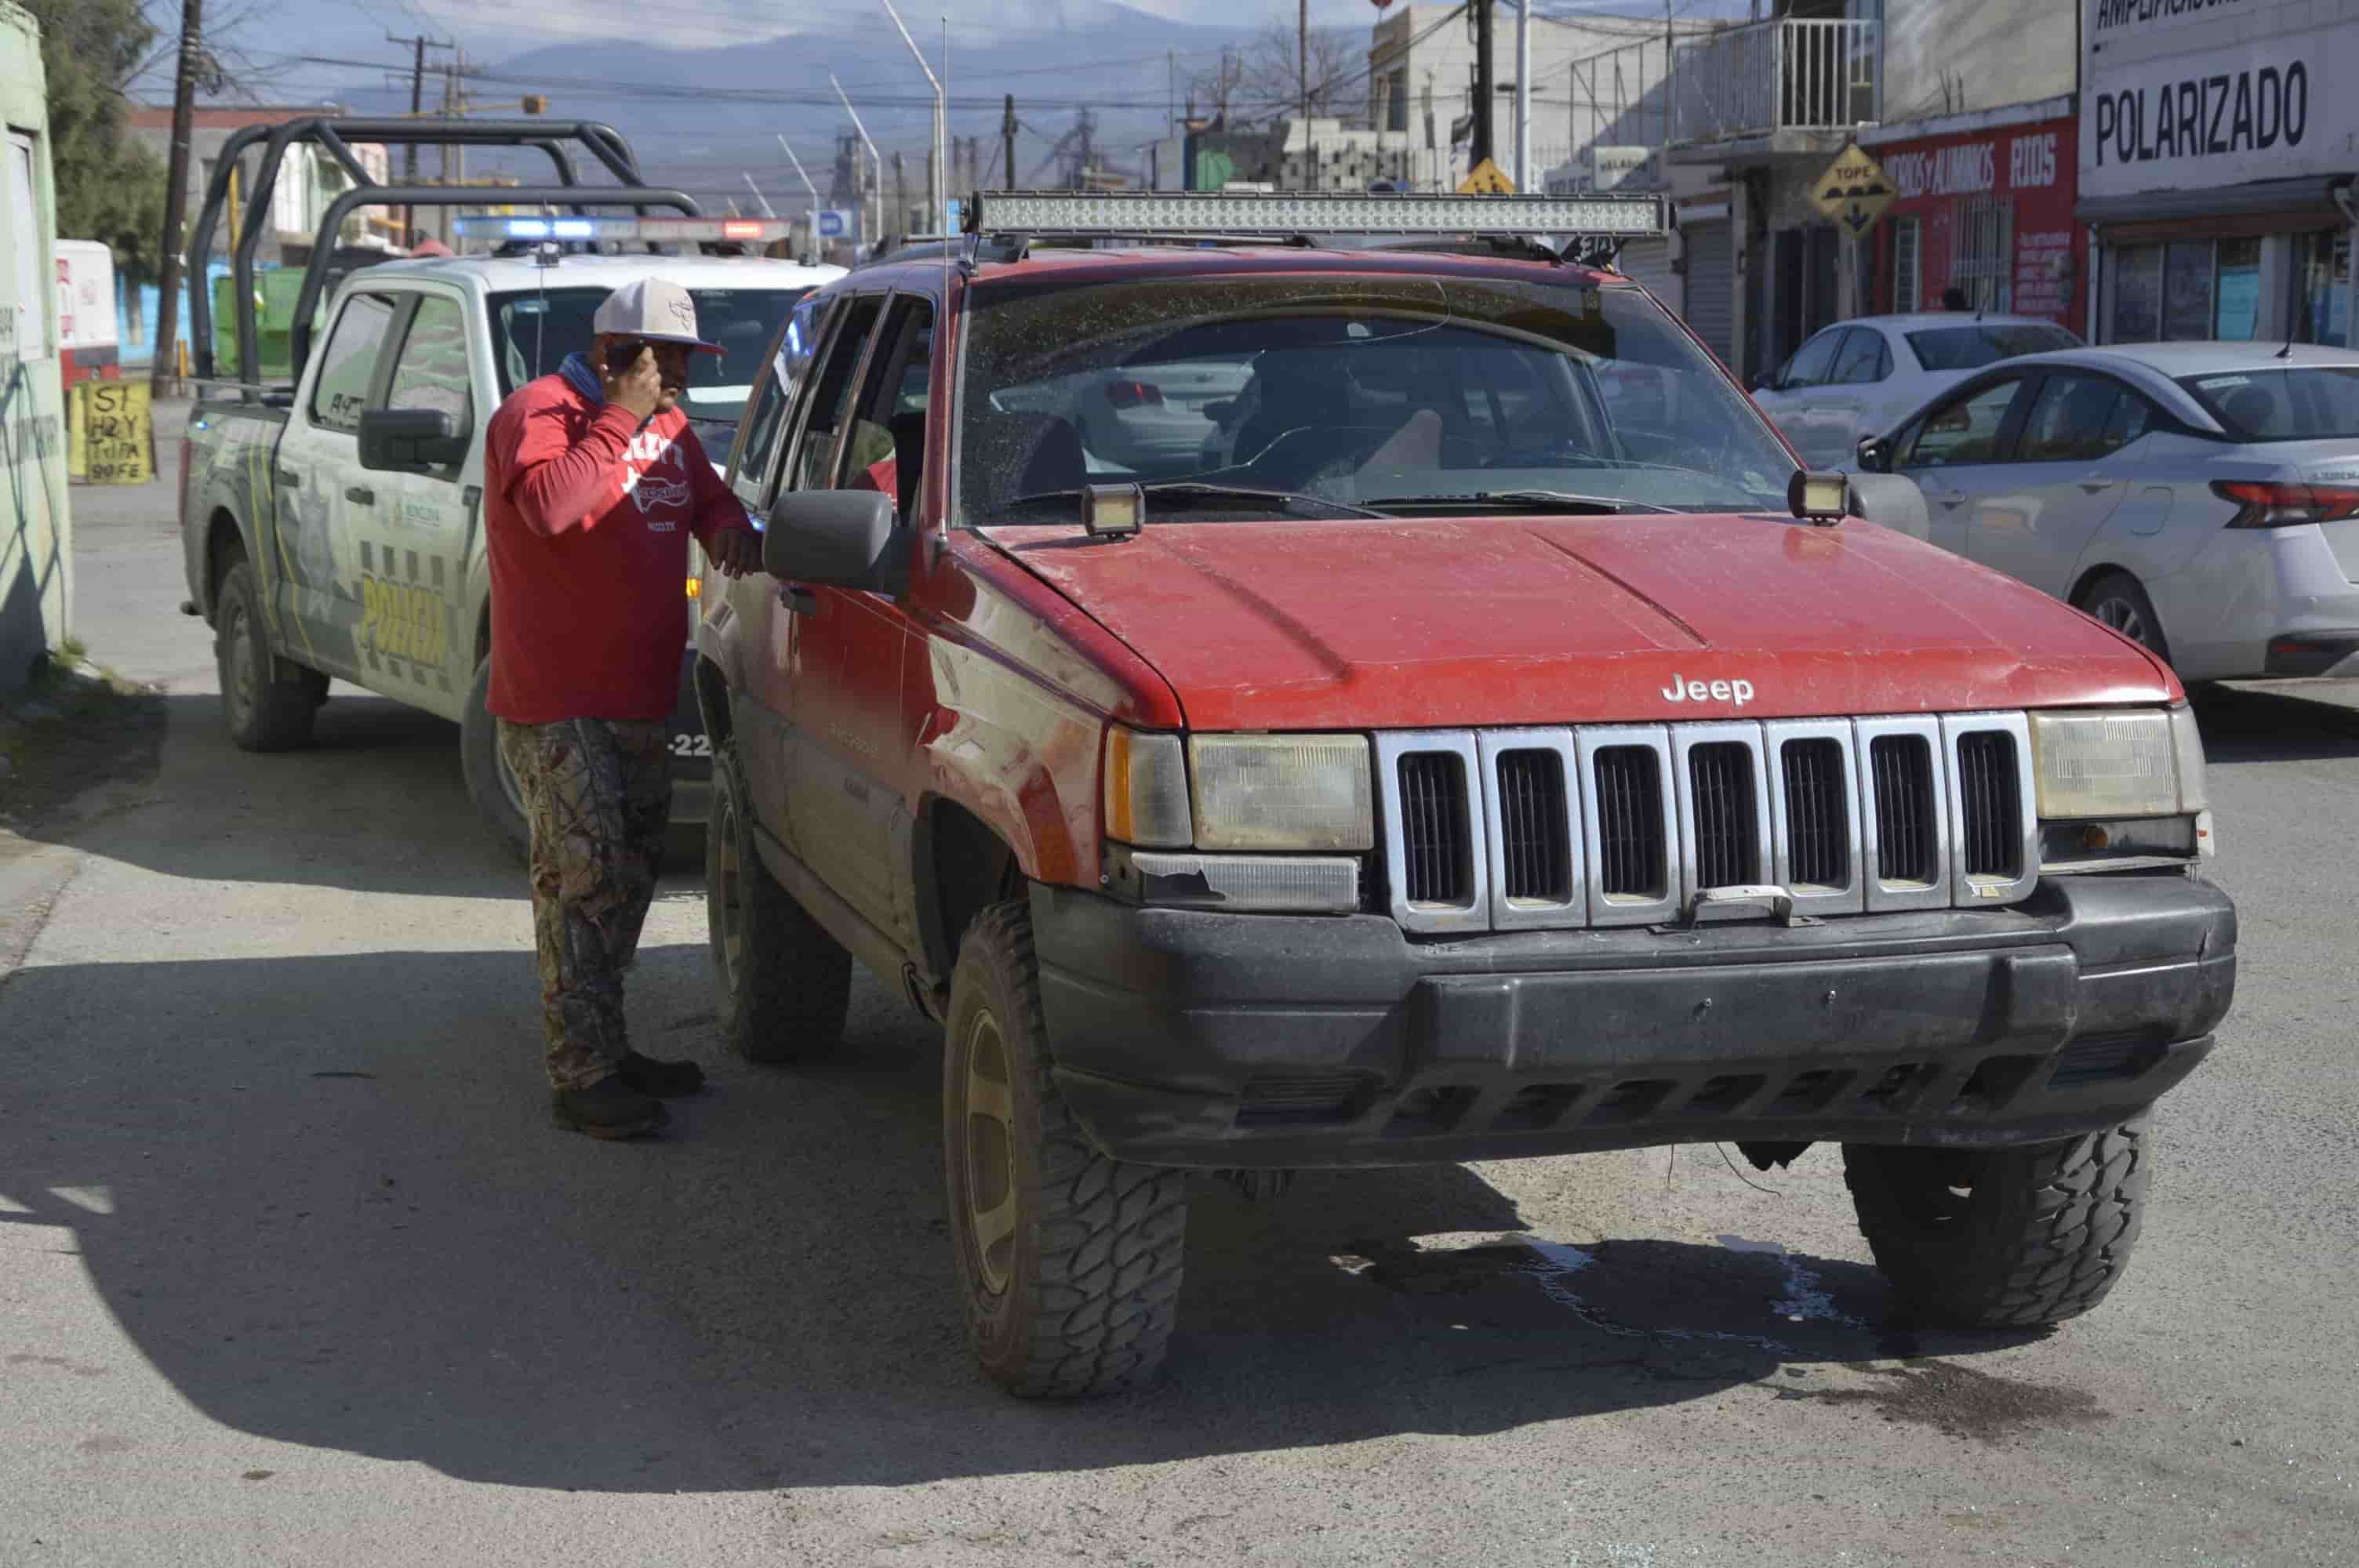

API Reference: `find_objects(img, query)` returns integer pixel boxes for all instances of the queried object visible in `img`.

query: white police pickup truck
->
[179,238,843,855]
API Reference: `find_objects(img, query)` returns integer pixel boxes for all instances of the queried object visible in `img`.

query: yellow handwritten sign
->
[1458,158,1516,196]
[71,380,154,485]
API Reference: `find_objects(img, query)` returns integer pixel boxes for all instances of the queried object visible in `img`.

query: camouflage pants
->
[497,718,673,1091]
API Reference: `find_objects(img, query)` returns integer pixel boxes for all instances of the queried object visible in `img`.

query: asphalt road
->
[4,421,2356,1566]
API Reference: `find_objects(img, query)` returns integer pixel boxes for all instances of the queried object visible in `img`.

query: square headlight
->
[1190,735,1374,852]
[2029,708,2194,818]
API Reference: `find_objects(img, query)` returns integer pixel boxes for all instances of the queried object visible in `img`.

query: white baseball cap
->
[593,277,724,354]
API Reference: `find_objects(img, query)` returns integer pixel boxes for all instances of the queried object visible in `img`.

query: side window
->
[383,295,474,445]
[1781,328,1845,389]
[308,292,398,433]
[1903,378,2024,468]
[730,293,831,495]
[838,297,936,517]
[2019,375,2130,463]
[2099,391,2152,452]
[1832,328,1888,385]
[785,296,885,495]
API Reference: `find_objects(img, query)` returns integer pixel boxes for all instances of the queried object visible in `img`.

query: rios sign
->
[2082,21,2351,198]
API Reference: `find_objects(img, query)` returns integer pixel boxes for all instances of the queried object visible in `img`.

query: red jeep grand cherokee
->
[694,192,2234,1399]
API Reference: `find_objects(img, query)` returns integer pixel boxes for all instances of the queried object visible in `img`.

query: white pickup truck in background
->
[179,245,844,855]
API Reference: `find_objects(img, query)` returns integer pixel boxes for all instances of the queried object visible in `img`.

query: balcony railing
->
[1671,18,1878,147]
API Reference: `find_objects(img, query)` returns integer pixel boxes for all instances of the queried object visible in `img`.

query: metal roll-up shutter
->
[1681,219,1735,366]
[1615,238,1675,313]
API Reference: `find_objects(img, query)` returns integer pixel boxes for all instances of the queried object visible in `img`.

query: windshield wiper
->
[1001,482,1391,521]
[1365,489,1677,515]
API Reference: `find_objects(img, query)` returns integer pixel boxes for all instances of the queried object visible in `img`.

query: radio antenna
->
[940,11,953,539]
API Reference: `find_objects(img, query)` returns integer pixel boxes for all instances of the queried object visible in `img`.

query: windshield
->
[954,272,1795,524]
[489,285,810,439]
[2177,367,2359,441]
[1905,323,2081,372]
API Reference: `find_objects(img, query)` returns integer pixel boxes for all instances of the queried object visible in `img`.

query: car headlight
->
[2028,705,2212,866]
[1190,734,1374,851]
[2028,706,2205,818]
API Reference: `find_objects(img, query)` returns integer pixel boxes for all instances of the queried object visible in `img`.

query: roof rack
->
[957,188,1666,254]
[187,116,682,386]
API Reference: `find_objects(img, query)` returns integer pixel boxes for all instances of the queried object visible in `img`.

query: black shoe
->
[617,1051,707,1098]
[551,1076,670,1139]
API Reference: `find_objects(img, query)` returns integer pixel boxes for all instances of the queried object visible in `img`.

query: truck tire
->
[943,901,1189,1398]
[2074,571,2172,664]
[1844,1120,2151,1329]
[460,656,530,862]
[706,739,851,1062]
[213,557,319,752]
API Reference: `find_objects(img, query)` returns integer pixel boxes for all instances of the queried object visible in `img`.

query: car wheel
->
[707,739,851,1062]
[1844,1120,2150,1328]
[943,900,1189,1398]
[2076,571,2172,664]
[460,655,530,862]
[213,556,319,752]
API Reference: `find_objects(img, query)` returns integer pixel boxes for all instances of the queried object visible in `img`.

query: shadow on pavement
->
[2192,682,2359,764]
[0,938,2066,1494]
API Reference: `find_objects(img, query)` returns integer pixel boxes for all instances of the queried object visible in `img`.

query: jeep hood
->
[980,514,2175,730]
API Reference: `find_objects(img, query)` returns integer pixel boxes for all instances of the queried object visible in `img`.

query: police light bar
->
[450,216,793,244]
[965,189,1667,238]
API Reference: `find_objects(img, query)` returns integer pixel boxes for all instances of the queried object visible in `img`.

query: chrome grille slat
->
[1386,713,2034,931]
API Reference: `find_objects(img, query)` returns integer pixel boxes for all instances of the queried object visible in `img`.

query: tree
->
[1193,23,1369,129]
[23,0,169,276]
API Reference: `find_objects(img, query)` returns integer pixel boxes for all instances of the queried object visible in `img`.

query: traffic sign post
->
[1813,142,1895,239]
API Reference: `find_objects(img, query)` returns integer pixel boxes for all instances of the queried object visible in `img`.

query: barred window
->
[1953,194,2013,314]
[1892,215,1921,314]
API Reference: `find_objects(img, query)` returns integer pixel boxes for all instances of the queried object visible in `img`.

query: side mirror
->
[358,407,467,472]
[1856,434,1892,473]
[762,488,901,593]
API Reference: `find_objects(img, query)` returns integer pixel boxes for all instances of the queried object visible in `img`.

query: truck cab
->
[693,191,2235,1400]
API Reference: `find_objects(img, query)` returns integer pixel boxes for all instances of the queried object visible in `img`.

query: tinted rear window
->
[1904,324,2082,372]
[2176,367,2359,441]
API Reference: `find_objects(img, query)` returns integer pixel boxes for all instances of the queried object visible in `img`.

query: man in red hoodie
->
[482,276,763,1139]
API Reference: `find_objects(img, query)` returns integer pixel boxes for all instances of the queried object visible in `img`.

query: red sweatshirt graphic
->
[482,372,753,724]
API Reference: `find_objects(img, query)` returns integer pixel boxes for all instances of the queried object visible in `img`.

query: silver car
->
[1751,312,2082,469]
[1853,342,2359,681]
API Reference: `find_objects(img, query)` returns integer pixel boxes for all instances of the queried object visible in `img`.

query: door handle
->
[345,485,376,506]
[276,469,301,488]
[1930,491,1967,509]
[2078,481,2112,494]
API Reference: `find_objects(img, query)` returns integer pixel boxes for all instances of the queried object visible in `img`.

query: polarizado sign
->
[2081,20,2353,198]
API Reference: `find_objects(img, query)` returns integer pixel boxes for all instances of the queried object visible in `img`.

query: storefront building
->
[1860,100,2086,328]
[2077,0,2354,347]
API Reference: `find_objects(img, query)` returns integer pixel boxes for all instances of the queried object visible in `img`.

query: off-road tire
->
[213,556,319,752]
[943,901,1189,1398]
[1844,1120,2151,1328]
[2075,570,2172,665]
[460,655,530,862]
[706,739,851,1062]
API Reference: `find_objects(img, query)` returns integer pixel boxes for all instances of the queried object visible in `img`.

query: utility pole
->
[1001,94,1017,187]
[1514,0,1531,192]
[1298,0,1310,129]
[390,32,453,246]
[152,0,202,394]
[892,151,907,241]
[1470,0,1495,171]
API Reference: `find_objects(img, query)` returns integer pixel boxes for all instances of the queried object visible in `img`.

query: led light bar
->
[966,189,1666,238]
[450,216,793,244]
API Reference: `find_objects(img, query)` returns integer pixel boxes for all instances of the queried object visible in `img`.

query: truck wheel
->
[943,901,1189,1398]
[214,557,318,752]
[1844,1120,2151,1329]
[460,656,530,862]
[2074,571,2172,664]
[706,739,851,1062]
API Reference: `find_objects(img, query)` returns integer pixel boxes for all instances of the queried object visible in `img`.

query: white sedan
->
[1851,341,2359,681]
[1752,313,2082,467]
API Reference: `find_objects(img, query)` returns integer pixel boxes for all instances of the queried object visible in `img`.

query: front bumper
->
[1030,873,2235,1168]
